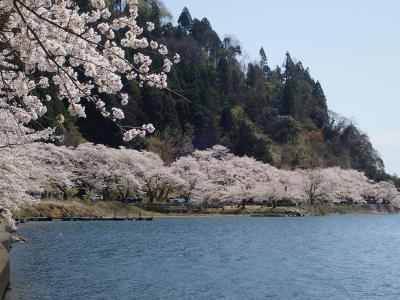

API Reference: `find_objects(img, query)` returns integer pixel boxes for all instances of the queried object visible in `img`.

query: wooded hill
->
[40,0,399,187]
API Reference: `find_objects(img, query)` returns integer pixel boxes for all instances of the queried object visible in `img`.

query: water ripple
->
[6,215,400,300]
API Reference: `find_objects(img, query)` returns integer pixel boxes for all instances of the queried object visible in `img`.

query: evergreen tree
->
[281,80,296,116]
[313,81,327,107]
[259,47,270,73]
[246,64,256,87]
[310,81,329,128]
[178,7,193,31]
[260,47,267,66]
[252,138,273,164]
[217,58,232,93]
[284,52,296,80]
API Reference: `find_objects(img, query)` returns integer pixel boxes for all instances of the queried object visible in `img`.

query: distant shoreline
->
[12,200,400,221]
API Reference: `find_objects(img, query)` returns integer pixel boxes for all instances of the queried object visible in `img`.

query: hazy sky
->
[163,0,400,175]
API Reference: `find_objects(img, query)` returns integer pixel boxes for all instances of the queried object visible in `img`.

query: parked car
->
[167,197,186,205]
[188,197,205,205]
[249,197,266,205]
[29,192,44,200]
[222,199,242,205]
[117,195,142,203]
[276,199,297,207]
[54,192,65,200]
[126,196,142,203]
[338,199,353,205]
[91,194,103,202]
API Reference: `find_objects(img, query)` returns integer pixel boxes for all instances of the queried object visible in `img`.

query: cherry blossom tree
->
[318,168,372,204]
[363,181,398,204]
[131,151,184,203]
[171,156,207,200]
[0,142,76,209]
[0,0,180,147]
[72,144,142,200]
[302,168,325,205]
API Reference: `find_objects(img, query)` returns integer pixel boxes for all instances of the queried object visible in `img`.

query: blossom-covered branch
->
[0,0,180,146]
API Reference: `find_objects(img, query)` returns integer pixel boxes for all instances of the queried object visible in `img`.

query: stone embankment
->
[0,224,11,299]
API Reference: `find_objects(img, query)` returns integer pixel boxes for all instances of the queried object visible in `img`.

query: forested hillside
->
[40,0,398,186]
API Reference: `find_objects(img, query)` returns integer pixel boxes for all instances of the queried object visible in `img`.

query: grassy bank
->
[208,204,399,217]
[12,200,167,220]
[12,200,400,220]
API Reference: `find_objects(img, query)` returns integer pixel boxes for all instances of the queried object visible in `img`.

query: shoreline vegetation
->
[12,200,400,221]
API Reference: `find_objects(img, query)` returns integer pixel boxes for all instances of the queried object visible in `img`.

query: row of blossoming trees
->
[0,142,398,210]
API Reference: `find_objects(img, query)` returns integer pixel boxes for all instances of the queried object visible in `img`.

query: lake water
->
[6,215,400,300]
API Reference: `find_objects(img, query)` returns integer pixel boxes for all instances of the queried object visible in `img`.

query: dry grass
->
[13,201,392,219]
[13,200,165,219]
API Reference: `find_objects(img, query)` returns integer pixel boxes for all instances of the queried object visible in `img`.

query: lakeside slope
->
[12,201,400,219]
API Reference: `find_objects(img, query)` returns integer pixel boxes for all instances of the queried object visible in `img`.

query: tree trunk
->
[241,199,246,210]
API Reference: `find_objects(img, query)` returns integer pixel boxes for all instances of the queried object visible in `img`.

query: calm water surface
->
[6,215,400,299]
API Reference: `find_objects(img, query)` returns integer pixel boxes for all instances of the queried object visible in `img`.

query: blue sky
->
[163,0,400,175]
